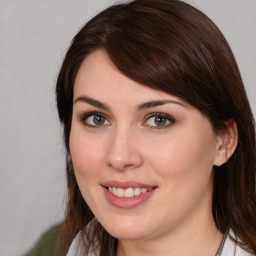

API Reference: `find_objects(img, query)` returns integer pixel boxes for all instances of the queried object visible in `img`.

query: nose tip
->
[107,158,139,171]
[106,131,143,171]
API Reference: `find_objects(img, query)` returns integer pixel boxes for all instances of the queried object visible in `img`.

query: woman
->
[56,0,256,255]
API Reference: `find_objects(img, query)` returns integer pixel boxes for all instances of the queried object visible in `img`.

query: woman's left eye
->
[143,113,175,128]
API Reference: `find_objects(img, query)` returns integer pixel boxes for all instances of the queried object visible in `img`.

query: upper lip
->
[101,180,157,189]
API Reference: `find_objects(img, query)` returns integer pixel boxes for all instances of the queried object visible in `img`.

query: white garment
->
[66,231,96,256]
[221,230,254,256]
[66,229,254,256]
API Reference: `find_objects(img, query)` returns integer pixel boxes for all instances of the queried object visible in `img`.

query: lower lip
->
[103,187,156,209]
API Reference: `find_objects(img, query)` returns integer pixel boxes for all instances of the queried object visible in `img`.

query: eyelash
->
[78,111,176,129]
[143,112,176,129]
[78,111,110,128]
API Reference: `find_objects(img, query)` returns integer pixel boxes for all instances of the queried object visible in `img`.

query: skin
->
[69,50,236,256]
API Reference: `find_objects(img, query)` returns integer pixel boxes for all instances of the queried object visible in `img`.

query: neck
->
[117,213,223,256]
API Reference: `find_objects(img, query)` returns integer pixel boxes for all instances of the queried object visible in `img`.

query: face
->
[70,50,223,241]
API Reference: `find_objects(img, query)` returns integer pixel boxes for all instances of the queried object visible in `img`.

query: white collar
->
[66,228,253,256]
[221,229,253,256]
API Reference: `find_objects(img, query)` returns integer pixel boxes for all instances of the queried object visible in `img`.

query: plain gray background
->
[0,1,255,255]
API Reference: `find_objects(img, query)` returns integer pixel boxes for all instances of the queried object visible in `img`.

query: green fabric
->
[23,222,68,256]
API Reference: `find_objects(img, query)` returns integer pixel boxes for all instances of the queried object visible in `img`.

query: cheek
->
[69,126,107,212]
[144,131,216,224]
[145,127,217,183]
[69,126,104,181]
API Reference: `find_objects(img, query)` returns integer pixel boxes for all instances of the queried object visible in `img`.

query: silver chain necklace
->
[215,229,229,256]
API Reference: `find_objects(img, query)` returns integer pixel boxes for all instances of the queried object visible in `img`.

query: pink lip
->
[101,181,157,209]
[102,180,157,189]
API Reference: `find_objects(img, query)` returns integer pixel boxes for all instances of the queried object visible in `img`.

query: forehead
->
[74,50,186,106]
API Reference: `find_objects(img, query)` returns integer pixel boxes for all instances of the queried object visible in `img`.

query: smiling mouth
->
[107,187,154,198]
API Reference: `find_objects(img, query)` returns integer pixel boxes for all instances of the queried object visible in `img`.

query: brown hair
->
[56,0,256,254]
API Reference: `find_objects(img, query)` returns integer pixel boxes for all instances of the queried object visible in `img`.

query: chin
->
[99,215,155,240]
[108,227,150,240]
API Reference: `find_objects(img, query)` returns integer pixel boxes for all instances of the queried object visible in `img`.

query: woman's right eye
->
[79,112,111,127]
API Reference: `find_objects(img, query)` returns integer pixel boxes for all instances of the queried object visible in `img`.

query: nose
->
[106,128,143,171]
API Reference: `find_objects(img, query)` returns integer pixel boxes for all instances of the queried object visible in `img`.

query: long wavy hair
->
[56,0,256,254]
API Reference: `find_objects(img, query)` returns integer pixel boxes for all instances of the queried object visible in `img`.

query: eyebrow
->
[137,99,185,111]
[74,96,110,110]
[74,96,185,111]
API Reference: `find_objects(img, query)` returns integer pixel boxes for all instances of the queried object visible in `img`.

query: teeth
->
[108,187,153,198]
[125,187,134,198]
[134,188,142,196]
[116,188,125,197]
[141,188,147,193]
[113,187,117,196]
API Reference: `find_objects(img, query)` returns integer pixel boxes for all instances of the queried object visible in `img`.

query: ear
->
[214,119,238,166]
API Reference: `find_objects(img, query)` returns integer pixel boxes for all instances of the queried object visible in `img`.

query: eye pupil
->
[155,116,166,126]
[93,115,105,125]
